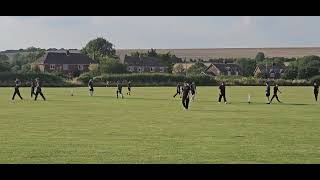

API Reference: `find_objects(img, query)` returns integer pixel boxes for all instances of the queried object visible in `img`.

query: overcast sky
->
[1,16,320,51]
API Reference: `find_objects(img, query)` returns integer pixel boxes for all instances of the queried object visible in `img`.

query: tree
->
[0,54,9,62]
[282,65,298,79]
[235,58,256,76]
[255,52,265,62]
[99,57,127,74]
[81,37,116,60]
[172,64,185,74]
[186,62,207,75]
[147,48,157,57]
[0,61,10,72]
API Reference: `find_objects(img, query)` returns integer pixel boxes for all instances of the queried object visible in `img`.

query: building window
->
[138,67,142,72]
[150,67,154,72]
[50,64,55,70]
[270,73,275,78]
[78,65,83,70]
[63,64,68,70]
[227,71,231,76]
[235,71,239,76]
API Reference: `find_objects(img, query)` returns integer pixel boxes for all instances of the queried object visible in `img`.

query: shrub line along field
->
[0,86,319,163]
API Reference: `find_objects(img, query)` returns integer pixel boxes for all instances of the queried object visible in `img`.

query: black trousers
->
[218,94,227,102]
[182,97,190,109]
[35,91,46,100]
[173,91,181,97]
[31,87,36,97]
[12,88,23,100]
[270,94,280,103]
[315,92,319,101]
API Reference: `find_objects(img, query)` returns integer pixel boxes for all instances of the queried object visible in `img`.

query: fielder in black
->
[116,81,124,99]
[218,82,227,104]
[31,79,36,98]
[34,78,46,101]
[265,81,271,102]
[182,82,191,110]
[127,81,132,95]
[12,78,23,100]
[88,79,94,96]
[314,81,319,101]
[268,84,281,104]
[173,82,182,98]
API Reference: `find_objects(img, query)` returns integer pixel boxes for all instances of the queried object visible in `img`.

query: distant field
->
[0,86,319,163]
[116,47,320,61]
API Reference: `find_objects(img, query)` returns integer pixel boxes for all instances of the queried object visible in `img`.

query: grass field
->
[0,86,319,163]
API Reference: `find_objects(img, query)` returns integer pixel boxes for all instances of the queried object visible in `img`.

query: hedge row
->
[0,72,67,87]
[215,76,311,86]
[79,73,217,86]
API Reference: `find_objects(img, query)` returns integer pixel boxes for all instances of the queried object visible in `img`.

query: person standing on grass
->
[116,81,124,99]
[268,84,282,104]
[314,81,319,102]
[265,81,271,102]
[34,78,46,101]
[182,82,191,110]
[12,78,23,100]
[173,82,182,98]
[30,79,36,98]
[190,82,197,101]
[127,81,132,95]
[218,82,227,104]
[88,78,94,96]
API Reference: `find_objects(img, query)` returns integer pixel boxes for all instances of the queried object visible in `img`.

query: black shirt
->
[15,80,21,88]
[219,84,225,95]
[88,80,93,88]
[117,83,122,91]
[31,81,36,88]
[273,86,279,95]
[177,84,181,92]
[314,84,319,93]
[36,81,42,92]
[182,84,191,98]
[266,84,270,93]
[128,82,131,88]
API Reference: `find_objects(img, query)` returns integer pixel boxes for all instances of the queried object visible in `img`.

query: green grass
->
[0,86,319,163]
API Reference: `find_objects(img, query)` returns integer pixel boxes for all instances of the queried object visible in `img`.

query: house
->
[205,63,243,76]
[254,63,286,79]
[124,55,168,73]
[36,50,97,75]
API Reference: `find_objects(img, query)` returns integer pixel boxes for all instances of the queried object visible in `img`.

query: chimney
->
[66,50,70,56]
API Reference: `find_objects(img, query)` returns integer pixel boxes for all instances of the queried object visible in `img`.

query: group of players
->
[11,78,46,101]
[173,80,319,110]
[9,77,319,110]
[87,79,132,99]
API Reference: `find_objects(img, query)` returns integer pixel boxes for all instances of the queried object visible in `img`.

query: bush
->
[310,75,320,84]
[0,72,66,87]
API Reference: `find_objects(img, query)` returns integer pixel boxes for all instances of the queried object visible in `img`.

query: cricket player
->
[314,81,319,101]
[218,82,227,104]
[34,78,46,101]
[173,82,182,98]
[268,84,282,104]
[12,78,23,100]
[88,79,94,96]
[116,81,124,99]
[182,82,191,110]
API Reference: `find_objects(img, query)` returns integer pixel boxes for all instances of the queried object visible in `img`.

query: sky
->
[1,16,320,51]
